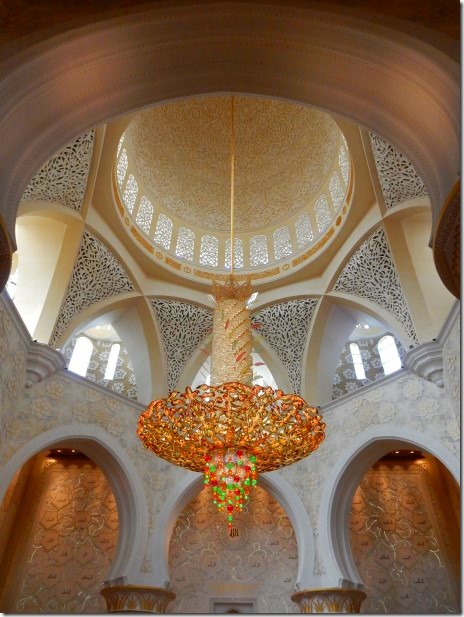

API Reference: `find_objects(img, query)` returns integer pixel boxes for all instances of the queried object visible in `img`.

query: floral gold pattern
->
[292,589,366,613]
[100,585,175,613]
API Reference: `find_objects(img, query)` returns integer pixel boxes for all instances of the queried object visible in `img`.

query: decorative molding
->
[49,230,134,347]
[251,298,318,394]
[334,227,419,345]
[433,180,460,299]
[292,588,367,613]
[26,343,66,388]
[369,132,428,209]
[100,585,175,613]
[21,130,95,212]
[403,341,444,387]
[403,301,460,388]
[150,300,212,391]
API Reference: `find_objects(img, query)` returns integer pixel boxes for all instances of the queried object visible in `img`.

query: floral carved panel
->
[49,231,134,347]
[169,485,298,613]
[151,300,212,391]
[251,299,318,394]
[21,130,95,212]
[334,228,419,345]
[2,458,118,613]
[350,460,459,613]
[369,133,427,209]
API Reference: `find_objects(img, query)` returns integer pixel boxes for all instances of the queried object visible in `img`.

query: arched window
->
[122,174,138,213]
[116,149,128,187]
[68,337,93,377]
[153,214,173,250]
[315,194,332,233]
[295,212,314,248]
[225,238,244,269]
[349,343,366,380]
[329,171,344,210]
[175,227,195,261]
[135,196,153,234]
[339,144,349,185]
[250,235,268,266]
[273,226,292,260]
[378,335,402,375]
[199,235,219,267]
[6,269,18,300]
[104,343,121,380]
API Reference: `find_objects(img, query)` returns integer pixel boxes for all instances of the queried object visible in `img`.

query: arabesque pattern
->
[21,130,95,211]
[369,133,428,209]
[49,231,134,347]
[252,299,319,394]
[334,228,419,344]
[150,300,212,390]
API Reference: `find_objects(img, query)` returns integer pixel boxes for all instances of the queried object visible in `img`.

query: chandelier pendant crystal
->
[137,98,325,528]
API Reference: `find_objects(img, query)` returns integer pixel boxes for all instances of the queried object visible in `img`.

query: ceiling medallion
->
[137,98,325,527]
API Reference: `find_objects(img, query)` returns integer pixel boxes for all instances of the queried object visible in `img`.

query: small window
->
[116,149,128,187]
[225,238,244,269]
[68,337,93,377]
[153,214,173,250]
[175,227,195,261]
[122,174,138,213]
[339,144,349,185]
[199,235,219,267]
[273,226,292,260]
[329,171,344,210]
[104,343,121,380]
[136,197,153,234]
[250,235,269,266]
[315,194,332,233]
[378,335,402,375]
[295,212,314,248]
[117,134,125,158]
[349,343,366,380]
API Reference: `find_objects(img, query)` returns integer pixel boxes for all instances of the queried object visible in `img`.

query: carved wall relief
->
[349,458,459,613]
[0,455,118,613]
[168,485,298,613]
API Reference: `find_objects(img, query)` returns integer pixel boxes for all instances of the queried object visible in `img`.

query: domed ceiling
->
[125,96,341,232]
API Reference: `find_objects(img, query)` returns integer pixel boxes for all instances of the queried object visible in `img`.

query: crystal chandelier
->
[137,98,325,528]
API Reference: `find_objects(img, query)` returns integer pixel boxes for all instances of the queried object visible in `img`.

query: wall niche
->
[0,449,119,613]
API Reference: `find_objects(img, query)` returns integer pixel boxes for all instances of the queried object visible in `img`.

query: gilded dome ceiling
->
[125,96,340,232]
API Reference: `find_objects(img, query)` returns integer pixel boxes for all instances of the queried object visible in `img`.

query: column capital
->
[100,585,175,613]
[291,588,367,613]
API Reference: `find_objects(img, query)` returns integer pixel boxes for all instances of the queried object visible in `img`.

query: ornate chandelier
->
[137,98,325,528]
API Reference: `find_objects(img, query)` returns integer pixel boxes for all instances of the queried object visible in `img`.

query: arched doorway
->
[167,484,298,613]
[0,447,119,613]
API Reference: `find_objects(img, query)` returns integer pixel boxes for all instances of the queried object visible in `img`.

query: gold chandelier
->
[137,98,325,527]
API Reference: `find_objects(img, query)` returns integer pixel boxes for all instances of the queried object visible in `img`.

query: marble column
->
[291,588,367,613]
[100,585,176,614]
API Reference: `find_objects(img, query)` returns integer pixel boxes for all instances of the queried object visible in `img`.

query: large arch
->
[151,470,316,589]
[318,424,460,587]
[0,424,149,583]
[0,2,458,253]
